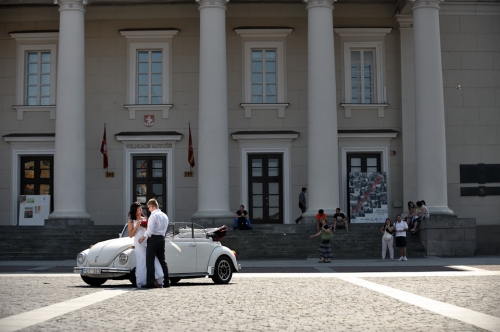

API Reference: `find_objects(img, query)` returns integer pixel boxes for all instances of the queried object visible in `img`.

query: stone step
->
[0,223,426,260]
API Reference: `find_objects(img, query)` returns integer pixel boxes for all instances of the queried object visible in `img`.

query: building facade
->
[0,0,499,252]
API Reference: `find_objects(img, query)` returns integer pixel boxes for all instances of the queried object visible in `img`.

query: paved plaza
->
[0,256,500,332]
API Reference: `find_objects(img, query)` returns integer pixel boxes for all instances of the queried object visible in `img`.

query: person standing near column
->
[295,187,307,224]
[394,214,408,261]
[138,199,170,288]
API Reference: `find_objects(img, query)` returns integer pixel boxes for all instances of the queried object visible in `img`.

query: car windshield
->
[120,224,129,238]
[166,222,207,239]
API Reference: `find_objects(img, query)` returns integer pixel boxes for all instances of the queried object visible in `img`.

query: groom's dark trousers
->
[146,235,169,287]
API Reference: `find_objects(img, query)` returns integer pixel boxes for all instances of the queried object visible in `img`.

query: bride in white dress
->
[128,202,164,288]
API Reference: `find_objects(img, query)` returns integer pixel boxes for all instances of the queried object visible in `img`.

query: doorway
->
[346,153,381,221]
[132,155,167,216]
[247,154,283,224]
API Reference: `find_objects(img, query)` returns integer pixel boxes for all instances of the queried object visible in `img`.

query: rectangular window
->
[26,51,51,106]
[350,50,374,104]
[137,50,163,105]
[251,50,277,103]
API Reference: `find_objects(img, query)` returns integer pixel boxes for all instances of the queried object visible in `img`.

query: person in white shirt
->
[138,199,170,288]
[394,214,409,261]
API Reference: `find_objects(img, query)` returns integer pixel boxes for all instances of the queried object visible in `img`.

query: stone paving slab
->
[364,276,500,319]
[0,276,114,319]
[11,276,489,332]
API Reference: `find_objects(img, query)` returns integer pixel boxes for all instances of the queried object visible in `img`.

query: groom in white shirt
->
[139,198,170,288]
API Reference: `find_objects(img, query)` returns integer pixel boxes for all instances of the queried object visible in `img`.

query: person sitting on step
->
[333,208,349,233]
[233,205,252,230]
[315,209,328,232]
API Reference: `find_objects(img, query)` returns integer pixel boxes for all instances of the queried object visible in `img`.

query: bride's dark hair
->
[128,202,143,220]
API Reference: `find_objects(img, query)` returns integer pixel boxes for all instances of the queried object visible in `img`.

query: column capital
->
[411,0,442,11]
[54,0,88,11]
[304,0,336,11]
[395,14,413,29]
[196,0,228,10]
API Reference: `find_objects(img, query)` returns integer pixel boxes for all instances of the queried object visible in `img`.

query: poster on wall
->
[18,195,51,226]
[349,172,388,223]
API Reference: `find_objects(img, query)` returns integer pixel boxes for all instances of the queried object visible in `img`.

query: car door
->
[165,223,197,274]
[189,223,215,273]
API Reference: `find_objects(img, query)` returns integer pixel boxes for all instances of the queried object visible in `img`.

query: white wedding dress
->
[133,220,165,288]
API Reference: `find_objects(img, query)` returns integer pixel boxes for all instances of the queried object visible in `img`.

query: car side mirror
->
[118,233,122,238]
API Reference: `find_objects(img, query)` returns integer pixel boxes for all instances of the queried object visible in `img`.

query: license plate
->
[81,268,101,274]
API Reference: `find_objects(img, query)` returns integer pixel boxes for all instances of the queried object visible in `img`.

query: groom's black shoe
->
[141,284,155,289]
[164,281,171,288]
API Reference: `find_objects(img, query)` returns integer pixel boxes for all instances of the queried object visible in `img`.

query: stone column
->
[302,0,339,217]
[396,15,417,214]
[49,0,91,222]
[192,0,233,221]
[412,0,453,215]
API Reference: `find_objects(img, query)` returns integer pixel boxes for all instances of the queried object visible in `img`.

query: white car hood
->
[87,237,134,267]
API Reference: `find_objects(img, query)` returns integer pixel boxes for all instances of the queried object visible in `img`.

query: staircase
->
[0,222,425,260]
[0,225,123,260]
[220,222,426,259]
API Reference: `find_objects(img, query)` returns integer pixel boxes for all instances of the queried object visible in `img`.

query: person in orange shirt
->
[315,209,327,231]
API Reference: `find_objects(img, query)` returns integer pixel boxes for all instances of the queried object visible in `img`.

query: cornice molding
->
[335,28,393,37]
[119,30,179,39]
[9,32,59,41]
[234,28,293,39]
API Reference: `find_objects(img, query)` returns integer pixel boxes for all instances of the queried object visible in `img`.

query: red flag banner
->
[100,126,108,169]
[188,124,195,168]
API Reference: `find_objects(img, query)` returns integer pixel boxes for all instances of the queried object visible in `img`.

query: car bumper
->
[74,267,131,274]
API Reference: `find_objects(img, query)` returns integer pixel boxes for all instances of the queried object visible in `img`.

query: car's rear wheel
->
[81,275,107,287]
[170,277,181,285]
[211,256,232,284]
[128,269,137,287]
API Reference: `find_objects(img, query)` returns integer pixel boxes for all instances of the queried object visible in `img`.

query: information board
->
[18,195,51,226]
[349,172,388,223]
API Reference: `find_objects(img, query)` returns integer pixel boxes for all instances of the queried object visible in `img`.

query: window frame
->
[335,28,392,118]
[120,30,179,119]
[10,32,59,120]
[235,28,293,118]
[344,42,383,104]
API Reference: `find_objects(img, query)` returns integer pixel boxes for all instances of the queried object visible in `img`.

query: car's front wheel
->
[81,275,107,287]
[211,256,233,284]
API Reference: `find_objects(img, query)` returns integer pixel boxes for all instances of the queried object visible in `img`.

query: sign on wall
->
[18,195,51,226]
[349,172,388,223]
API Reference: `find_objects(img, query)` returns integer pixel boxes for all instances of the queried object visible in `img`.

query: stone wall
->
[476,225,500,255]
[419,216,476,256]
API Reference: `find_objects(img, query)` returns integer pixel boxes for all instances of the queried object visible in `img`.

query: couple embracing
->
[128,199,170,289]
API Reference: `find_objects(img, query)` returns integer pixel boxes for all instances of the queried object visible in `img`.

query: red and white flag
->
[100,125,108,169]
[188,123,195,168]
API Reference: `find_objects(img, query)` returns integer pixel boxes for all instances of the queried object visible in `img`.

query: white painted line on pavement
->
[448,265,491,272]
[233,270,500,278]
[336,275,500,332]
[0,289,129,332]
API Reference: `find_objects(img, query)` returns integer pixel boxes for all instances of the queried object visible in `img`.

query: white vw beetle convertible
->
[74,222,240,286]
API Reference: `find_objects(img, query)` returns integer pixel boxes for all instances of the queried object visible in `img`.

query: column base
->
[192,210,234,227]
[49,211,91,219]
[428,206,454,216]
[45,218,94,227]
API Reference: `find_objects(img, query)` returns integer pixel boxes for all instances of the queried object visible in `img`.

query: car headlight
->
[77,252,86,264]
[119,253,129,265]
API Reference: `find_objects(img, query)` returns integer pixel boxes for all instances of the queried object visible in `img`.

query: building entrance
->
[132,155,167,216]
[346,153,381,221]
[247,154,283,224]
